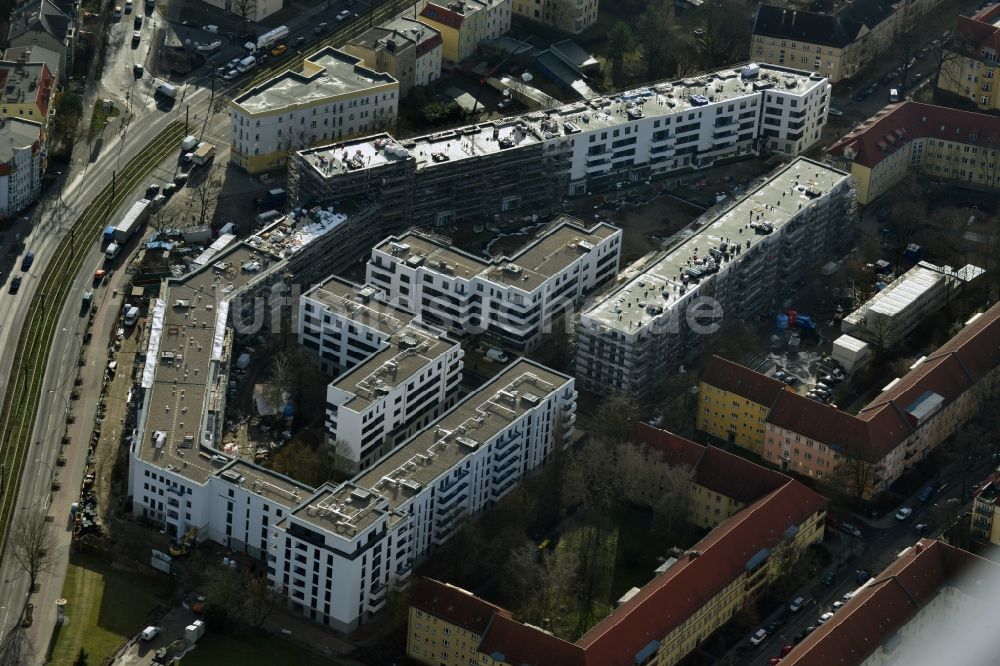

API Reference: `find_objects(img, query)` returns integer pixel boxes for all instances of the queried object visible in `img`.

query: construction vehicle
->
[169,527,198,557]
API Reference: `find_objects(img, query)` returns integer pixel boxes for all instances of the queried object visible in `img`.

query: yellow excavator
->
[169,527,198,557]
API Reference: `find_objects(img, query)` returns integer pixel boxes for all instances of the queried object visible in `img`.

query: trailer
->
[113,199,152,243]
[184,142,216,166]
[244,25,288,52]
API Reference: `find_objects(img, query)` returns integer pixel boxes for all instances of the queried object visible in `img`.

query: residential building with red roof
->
[407,426,827,666]
[417,0,511,63]
[828,99,1000,203]
[699,303,1000,499]
[781,539,1000,665]
[938,4,1000,111]
[971,469,1000,545]
[698,355,791,455]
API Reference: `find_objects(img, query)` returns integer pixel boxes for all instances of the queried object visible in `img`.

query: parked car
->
[839,523,862,538]
[134,63,144,78]
[313,21,328,34]
[789,596,806,613]
[828,107,844,117]
[163,182,178,197]
[145,183,160,197]
[271,43,287,56]
[223,69,239,81]
[21,251,34,270]
[895,506,913,520]
[817,612,834,624]
[821,571,835,586]
[140,626,159,641]
[856,569,871,584]
[336,9,351,20]
[750,628,769,645]
[832,601,845,611]
[9,275,22,294]
[292,35,306,47]
[913,522,929,535]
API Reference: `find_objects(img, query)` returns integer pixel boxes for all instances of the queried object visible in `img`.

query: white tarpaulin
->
[193,233,236,267]
[211,300,229,361]
[141,298,167,388]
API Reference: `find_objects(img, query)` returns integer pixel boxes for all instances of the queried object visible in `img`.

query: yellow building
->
[229,47,398,174]
[937,5,1000,111]
[417,0,511,63]
[971,473,1000,545]
[750,0,904,83]
[408,426,828,666]
[829,100,1000,205]
[697,355,786,455]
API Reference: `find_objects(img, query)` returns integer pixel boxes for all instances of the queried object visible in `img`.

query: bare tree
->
[191,169,224,227]
[538,546,579,625]
[231,0,257,33]
[10,511,54,591]
[830,455,877,503]
[244,572,280,631]
[590,394,640,442]
[501,541,543,614]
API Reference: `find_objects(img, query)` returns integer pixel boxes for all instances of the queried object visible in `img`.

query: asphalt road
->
[0,0,404,654]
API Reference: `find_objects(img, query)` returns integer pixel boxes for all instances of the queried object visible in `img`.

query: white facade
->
[269,359,576,631]
[365,218,622,350]
[842,261,984,347]
[0,117,42,217]
[230,47,399,174]
[299,277,465,471]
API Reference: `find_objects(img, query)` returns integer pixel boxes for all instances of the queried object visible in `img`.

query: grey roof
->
[3,45,60,78]
[0,117,40,162]
[9,0,72,43]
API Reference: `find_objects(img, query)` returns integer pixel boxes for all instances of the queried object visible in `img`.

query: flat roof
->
[845,262,984,323]
[233,47,396,115]
[292,359,571,536]
[297,63,826,178]
[582,158,849,333]
[376,217,619,292]
[136,211,353,484]
[302,274,414,336]
[0,117,39,161]
[331,322,456,412]
[215,460,312,508]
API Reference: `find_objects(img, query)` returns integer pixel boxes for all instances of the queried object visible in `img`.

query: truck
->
[236,55,256,73]
[155,82,178,99]
[113,199,151,243]
[244,25,288,53]
[183,142,216,166]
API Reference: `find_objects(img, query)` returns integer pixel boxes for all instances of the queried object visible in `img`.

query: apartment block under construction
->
[288,63,832,231]
[575,157,857,396]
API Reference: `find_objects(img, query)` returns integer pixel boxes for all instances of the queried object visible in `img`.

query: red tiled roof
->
[419,2,463,29]
[829,101,1000,169]
[578,481,827,665]
[478,614,584,665]
[781,539,1000,665]
[410,578,509,635]
[950,6,1000,58]
[634,424,788,503]
[701,355,788,406]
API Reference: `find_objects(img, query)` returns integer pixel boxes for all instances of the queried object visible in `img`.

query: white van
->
[124,305,140,327]
[236,56,256,73]
[889,88,900,102]
[140,626,159,641]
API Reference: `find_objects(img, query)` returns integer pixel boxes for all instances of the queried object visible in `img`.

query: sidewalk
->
[30,262,130,662]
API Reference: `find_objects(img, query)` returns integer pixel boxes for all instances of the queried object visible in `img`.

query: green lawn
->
[88,100,121,141]
[50,552,170,664]
[179,632,337,665]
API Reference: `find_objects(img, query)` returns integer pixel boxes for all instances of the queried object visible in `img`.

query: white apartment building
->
[230,47,398,174]
[300,276,464,471]
[291,64,832,228]
[418,0,512,63]
[0,117,42,217]
[199,0,282,23]
[513,0,599,34]
[842,261,984,347]
[269,358,576,631]
[364,217,621,350]
[575,157,856,397]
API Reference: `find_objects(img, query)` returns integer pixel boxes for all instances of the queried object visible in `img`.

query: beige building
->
[829,101,1000,204]
[512,0,599,34]
[418,0,511,63]
[751,0,940,83]
[938,4,1000,110]
[343,17,442,97]
[229,47,398,174]
[407,425,827,666]
[972,471,1000,546]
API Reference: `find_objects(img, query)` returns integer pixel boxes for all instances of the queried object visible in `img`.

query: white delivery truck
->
[155,82,178,99]
[244,25,288,52]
